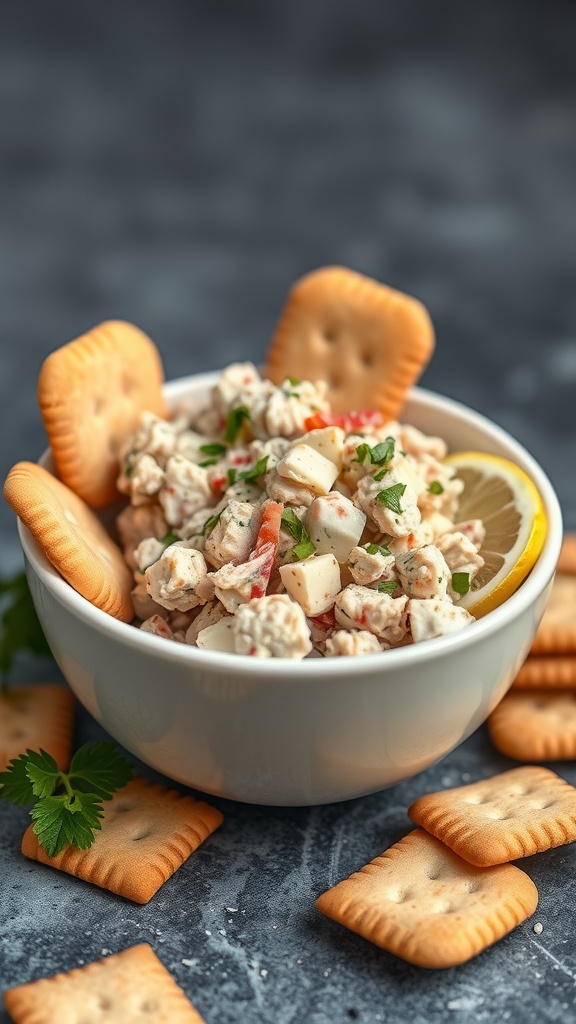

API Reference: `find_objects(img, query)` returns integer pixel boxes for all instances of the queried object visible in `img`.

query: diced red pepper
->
[248,500,283,599]
[304,410,383,433]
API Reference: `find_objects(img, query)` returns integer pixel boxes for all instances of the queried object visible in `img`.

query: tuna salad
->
[115,363,485,658]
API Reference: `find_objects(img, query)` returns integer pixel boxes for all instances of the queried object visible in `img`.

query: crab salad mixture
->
[115,363,485,659]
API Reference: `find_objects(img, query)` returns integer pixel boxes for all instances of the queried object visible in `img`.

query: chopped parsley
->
[199,443,227,457]
[377,581,398,594]
[238,455,269,483]
[224,406,250,444]
[452,572,471,596]
[376,482,406,515]
[227,467,238,486]
[280,509,316,561]
[428,480,444,495]
[202,509,224,535]
[286,376,301,387]
[356,436,396,469]
[199,458,218,467]
[363,542,392,557]
[160,530,178,546]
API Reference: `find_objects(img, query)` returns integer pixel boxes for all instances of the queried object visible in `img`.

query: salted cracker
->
[315,828,537,969]
[264,266,435,419]
[0,684,74,772]
[38,320,166,508]
[489,690,576,761]
[3,943,206,1023]
[21,776,223,904]
[530,574,576,654]
[3,462,134,622]
[408,766,576,867]
[557,532,576,575]
[511,655,576,689]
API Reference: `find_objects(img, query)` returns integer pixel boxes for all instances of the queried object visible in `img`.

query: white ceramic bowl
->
[19,371,563,805]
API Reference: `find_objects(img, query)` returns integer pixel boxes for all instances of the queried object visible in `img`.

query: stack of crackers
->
[488,534,576,762]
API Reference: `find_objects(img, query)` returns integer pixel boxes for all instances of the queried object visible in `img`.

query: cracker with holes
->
[511,655,576,689]
[38,320,166,508]
[3,943,207,1023]
[315,828,537,969]
[3,462,134,621]
[488,691,576,761]
[408,766,576,867]
[264,266,435,419]
[21,776,223,903]
[530,553,576,655]
[0,684,74,772]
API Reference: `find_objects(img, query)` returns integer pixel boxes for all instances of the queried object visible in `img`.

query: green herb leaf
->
[0,742,132,857]
[0,571,53,686]
[199,458,218,467]
[199,443,227,457]
[452,572,471,595]
[286,376,301,387]
[224,406,250,444]
[428,480,444,495]
[280,509,304,541]
[203,509,224,535]
[160,530,178,546]
[292,539,316,560]
[377,581,398,594]
[355,443,372,464]
[226,467,238,486]
[363,543,392,557]
[239,455,269,483]
[376,483,406,515]
[355,437,395,468]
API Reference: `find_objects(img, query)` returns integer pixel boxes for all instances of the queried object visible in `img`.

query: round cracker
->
[38,320,166,508]
[4,462,134,621]
[264,266,435,418]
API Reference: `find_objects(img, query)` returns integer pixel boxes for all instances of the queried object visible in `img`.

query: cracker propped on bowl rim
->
[264,266,435,420]
[38,319,167,508]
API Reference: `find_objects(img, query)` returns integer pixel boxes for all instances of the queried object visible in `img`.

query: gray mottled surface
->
[1,2,576,1021]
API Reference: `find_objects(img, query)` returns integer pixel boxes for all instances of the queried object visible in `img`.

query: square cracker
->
[315,828,537,969]
[3,943,206,1023]
[530,574,576,654]
[488,690,576,761]
[264,266,434,420]
[21,776,223,903]
[408,766,576,867]
[0,684,74,772]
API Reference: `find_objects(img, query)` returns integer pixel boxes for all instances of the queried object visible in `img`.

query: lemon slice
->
[443,451,547,618]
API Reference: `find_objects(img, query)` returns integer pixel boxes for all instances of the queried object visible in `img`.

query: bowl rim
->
[19,371,564,679]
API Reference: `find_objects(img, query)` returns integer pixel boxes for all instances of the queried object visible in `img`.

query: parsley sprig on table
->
[0,743,133,857]
[0,571,53,687]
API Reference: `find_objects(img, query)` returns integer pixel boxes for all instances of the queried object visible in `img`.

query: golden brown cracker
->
[21,776,223,904]
[3,462,134,621]
[38,320,166,508]
[408,766,576,867]
[530,574,576,654]
[488,690,576,761]
[264,266,435,419]
[3,943,206,1023]
[315,828,537,969]
[511,655,576,689]
[0,684,74,772]
[557,533,576,575]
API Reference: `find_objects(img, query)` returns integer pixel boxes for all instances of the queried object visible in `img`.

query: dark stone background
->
[1,3,575,1022]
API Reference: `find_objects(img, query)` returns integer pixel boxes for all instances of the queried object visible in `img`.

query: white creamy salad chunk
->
[116,363,483,659]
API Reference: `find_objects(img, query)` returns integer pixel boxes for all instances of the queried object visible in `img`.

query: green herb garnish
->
[0,572,53,687]
[377,581,398,594]
[0,743,132,857]
[160,530,178,546]
[363,542,392,557]
[356,436,395,468]
[199,443,227,457]
[376,482,406,515]
[452,572,471,596]
[280,510,317,561]
[199,458,218,467]
[227,467,238,486]
[202,509,224,535]
[238,455,269,483]
[428,480,444,495]
[286,376,301,387]
[224,406,250,444]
